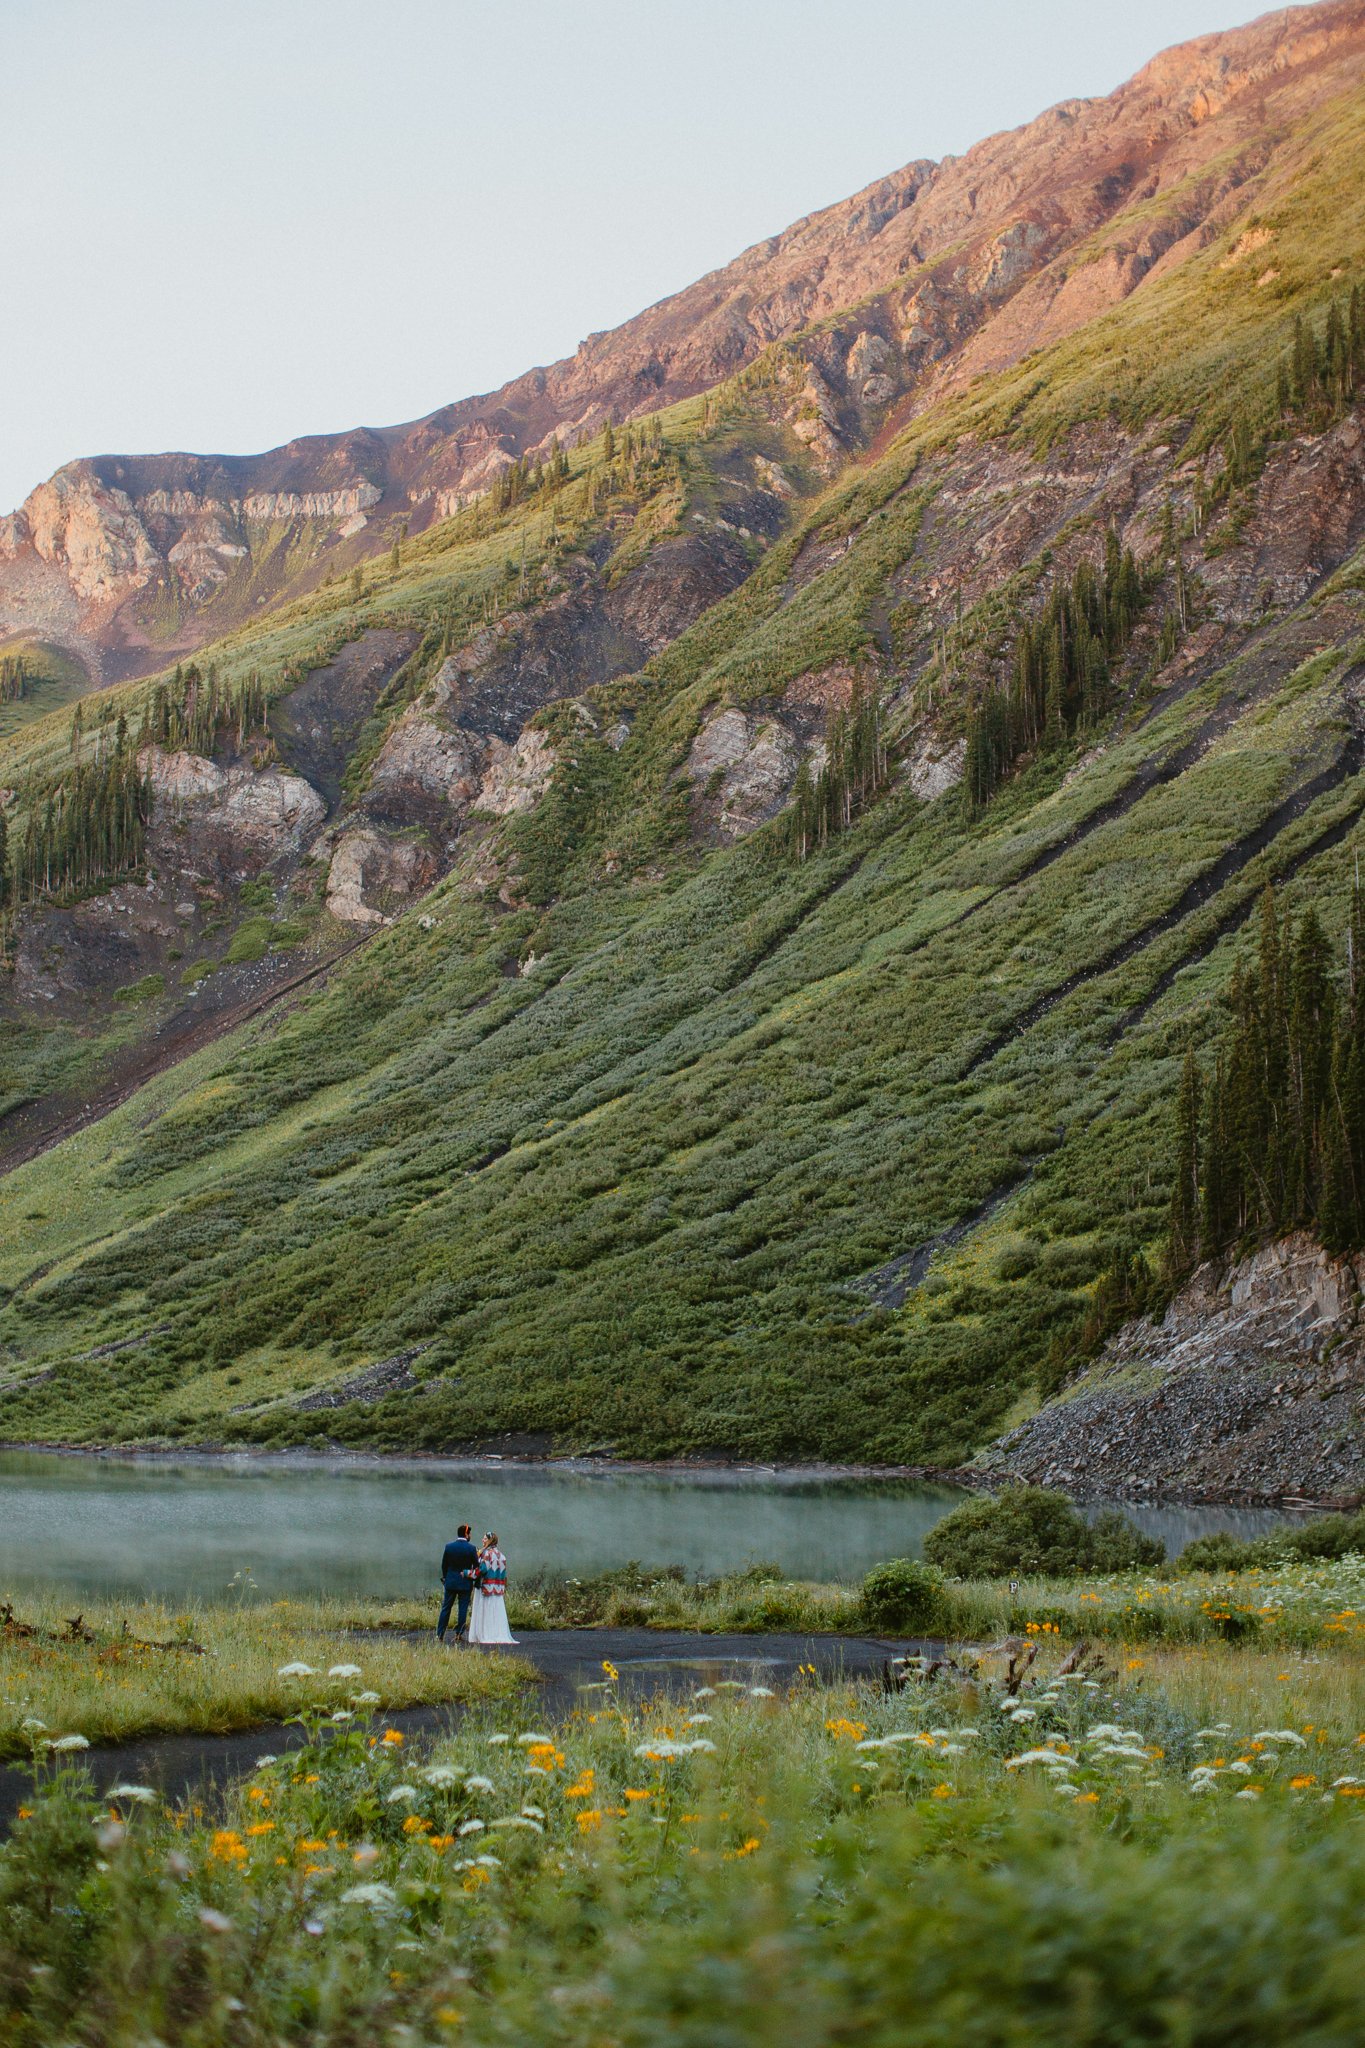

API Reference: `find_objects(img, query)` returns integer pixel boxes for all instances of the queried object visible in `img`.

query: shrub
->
[924,1486,1165,1578]
[1086,1508,1166,1572]
[1176,1511,1365,1575]
[1176,1530,1258,1574]
[861,1557,948,1633]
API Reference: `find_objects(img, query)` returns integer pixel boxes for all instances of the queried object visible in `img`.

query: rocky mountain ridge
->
[5,0,1365,685]
[5,1,1365,1460]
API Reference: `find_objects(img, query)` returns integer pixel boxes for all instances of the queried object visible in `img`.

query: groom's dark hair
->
[457,1523,471,1538]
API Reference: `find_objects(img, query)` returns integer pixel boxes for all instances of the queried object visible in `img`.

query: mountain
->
[5,1,1364,687]
[3,1,1365,1475]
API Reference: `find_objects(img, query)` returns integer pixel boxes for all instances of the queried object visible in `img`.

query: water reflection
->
[0,1451,1299,1603]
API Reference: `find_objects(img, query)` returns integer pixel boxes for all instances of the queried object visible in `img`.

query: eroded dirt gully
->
[0,936,371,1178]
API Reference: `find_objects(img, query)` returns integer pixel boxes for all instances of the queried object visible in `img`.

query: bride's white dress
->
[468,1550,518,1645]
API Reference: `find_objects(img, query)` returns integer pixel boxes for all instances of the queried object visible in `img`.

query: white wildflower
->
[693,1687,716,1699]
[458,1819,485,1836]
[351,1691,381,1708]
[521,1804,545,1820]
[340,1882,397,1909]
[686,1714,713,1726]
[51,1735,89,1752]
[385,1785,418,1804]
[329,1710,354,1725]
[255,1755,278,1769]
[19,1718,46,1734]
[1007,1708,1036,1723]
[107,1784,156,1803]
[1234,1788,1261,1801]
[1053,1782,1081,1796]
[1252,1729,1307,1747]
[420,1766,460,1789]
[277,1663,317,1679]
[198,1908,232,1933]
[489,1815,543,1833]
[515,1732,554,1746]
[1094,1745,1151,1761]
[524,1764,551,1777]
[475,1854,501,1867]
[328,1664,363,1679]
[487,1733,510,1745]
[687,1738,717,1754]
[463,1775,495,1794]
[1006,1749,1068,1769]
[748,1686,775,1698]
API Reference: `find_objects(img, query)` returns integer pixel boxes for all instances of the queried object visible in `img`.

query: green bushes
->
[1177,1510,1365,1574]
[860,1557,949,1633]
[924,1485,1165,1578]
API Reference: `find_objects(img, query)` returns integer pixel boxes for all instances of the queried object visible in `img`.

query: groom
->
[437,1523,480,1644]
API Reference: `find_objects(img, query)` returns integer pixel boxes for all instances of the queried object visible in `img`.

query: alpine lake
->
[0,1450,1297,1604]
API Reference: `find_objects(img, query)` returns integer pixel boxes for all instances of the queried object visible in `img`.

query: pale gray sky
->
[1,0,1275,511]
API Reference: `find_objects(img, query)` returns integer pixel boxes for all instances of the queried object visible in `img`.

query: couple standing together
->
[437,1524,518,1646]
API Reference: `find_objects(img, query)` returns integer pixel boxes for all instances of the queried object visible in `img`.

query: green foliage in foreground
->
[923,1484,1166,1578]
[8,1644,1365,2044]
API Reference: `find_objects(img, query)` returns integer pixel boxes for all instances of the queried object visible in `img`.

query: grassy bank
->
[484,1555,1365,1651]
[9,1634,1365,2042]
[0,1594,527,1760]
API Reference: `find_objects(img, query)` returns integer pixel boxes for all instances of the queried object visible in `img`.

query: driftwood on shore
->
[0,1601,206,1655]
[882,1636,1112,1697]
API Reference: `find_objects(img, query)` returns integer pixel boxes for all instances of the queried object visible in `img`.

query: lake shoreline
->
[0,1436,1341,1511]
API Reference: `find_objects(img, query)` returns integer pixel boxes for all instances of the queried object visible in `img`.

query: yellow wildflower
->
[825,1718,867,1742]
[576,1809,603,1833]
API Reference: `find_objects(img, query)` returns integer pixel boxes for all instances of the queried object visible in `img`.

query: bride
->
[468,1532,518,1646]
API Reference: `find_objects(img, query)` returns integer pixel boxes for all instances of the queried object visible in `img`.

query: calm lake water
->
[0,1452,1302,1603]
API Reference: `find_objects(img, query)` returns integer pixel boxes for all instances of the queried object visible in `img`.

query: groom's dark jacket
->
[441,1536,480,1586]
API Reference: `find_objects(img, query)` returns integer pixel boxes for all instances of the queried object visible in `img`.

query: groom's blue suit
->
[438,1534,480,1641]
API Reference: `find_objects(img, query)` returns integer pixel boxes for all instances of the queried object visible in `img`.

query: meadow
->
[0,1593,524,1761]
[9,1598,1365,2042]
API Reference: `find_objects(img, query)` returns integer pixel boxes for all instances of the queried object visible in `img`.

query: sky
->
[0,0,1277,512]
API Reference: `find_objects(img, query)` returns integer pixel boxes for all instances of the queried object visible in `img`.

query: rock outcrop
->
[142,747,327,870]
[980,1234,1365,1505]
[687,707,802,838]
[7,0,1365,679]
[475,727,558,816]
[325,828,437,925]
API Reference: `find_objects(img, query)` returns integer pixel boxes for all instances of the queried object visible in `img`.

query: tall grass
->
[0,1592,525,1759]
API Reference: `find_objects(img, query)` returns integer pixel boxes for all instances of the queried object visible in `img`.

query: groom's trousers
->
[437,1572,473,1641]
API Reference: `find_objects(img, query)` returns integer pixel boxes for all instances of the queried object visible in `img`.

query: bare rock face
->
[476,728,558,816]
[325,827,437,925]
[688,707,801,838]
[980,1232,1365,1505]
[907,734,966,802]
[7,3,1364,678]
[369,693,485,805]
[2,468,159,602]
[141,747,327,866]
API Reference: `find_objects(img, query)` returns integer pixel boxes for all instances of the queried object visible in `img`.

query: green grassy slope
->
[4,80,1365,1459]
